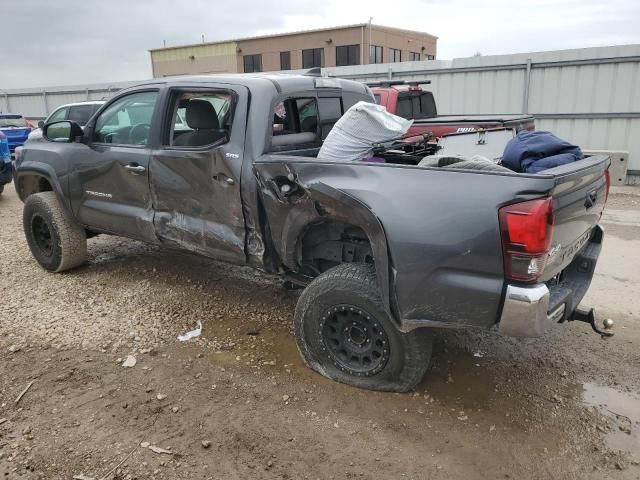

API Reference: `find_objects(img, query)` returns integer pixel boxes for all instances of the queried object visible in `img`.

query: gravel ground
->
[0,182,639,480]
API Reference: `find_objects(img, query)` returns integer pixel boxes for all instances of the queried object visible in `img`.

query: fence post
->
[522,57,532,114]
[4,93,9,112]
[42,91,48,116]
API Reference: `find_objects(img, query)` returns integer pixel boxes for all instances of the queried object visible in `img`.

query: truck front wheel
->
[294,263,432,392]
[23,192,87,272]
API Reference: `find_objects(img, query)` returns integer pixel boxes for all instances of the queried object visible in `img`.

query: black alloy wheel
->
[31,214,54,257]
[320,305,390,377]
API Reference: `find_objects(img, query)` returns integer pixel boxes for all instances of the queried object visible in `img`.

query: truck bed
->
[257,152,609,330]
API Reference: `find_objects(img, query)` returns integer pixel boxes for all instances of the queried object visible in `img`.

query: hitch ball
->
[603,318,614,330]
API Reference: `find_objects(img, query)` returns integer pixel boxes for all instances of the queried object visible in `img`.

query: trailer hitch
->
[570,308,614,338]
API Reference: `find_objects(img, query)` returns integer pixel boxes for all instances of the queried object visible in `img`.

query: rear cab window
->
[0,115,27,128]
[396,91,437,119]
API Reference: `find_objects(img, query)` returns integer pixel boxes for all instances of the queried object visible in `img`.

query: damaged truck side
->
[14,73,610,392]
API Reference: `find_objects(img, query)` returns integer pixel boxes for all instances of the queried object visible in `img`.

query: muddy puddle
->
[579,382,640,453]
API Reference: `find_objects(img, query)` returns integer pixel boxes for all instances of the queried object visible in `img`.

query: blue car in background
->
[0,113,33,153]
[0,130,12,195]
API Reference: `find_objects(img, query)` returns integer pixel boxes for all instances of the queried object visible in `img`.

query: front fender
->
[15,148,72,217]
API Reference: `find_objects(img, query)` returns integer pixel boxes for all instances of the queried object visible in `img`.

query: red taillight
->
[604,169,611,204]
[499,197,554,282]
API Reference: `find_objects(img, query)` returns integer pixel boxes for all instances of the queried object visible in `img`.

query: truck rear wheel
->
[23,192,87,272]
[294,263,432,392]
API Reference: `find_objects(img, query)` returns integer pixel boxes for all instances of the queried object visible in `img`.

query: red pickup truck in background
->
[368,80,535,138]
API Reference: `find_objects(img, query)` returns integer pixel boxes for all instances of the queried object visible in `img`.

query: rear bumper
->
[498,224,603,338]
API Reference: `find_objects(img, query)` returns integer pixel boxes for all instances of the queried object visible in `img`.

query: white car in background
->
[28,100,105,141]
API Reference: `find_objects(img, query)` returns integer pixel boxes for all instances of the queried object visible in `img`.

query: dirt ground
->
[1,182,639,480]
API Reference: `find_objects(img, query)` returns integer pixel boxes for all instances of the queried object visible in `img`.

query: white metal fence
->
[2,44,639,176]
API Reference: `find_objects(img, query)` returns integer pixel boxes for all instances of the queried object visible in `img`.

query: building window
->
[409,52,420,61]
[280,51,291,70]
[390,48,401,63]
[302,48,324,69]
[243,54,262,73]
[369,45,383,64]
[426,54,435,60]
[336,45,360,66]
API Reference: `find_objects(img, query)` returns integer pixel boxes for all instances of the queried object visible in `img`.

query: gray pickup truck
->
[14,72,611,392]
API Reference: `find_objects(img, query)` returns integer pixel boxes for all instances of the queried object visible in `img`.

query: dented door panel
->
[150,147,246,264]
[149,85,249,265]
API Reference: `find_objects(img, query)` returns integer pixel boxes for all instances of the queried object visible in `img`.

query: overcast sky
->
[2,0,639,89]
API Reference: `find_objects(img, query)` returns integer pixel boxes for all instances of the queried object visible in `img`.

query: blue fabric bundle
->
[502,130,583,173]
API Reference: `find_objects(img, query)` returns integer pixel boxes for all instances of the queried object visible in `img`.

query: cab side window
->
[271,97,321,152]
[68,104,97,126]
[48,107,68,123]
[166,91,234,147]
[94,91,158,146]
[269,93,369,152]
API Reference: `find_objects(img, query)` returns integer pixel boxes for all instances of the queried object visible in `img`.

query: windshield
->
[0,115,28,128]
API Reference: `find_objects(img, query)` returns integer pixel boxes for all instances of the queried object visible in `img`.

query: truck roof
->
[129,72,371,96]
[58,100,106,107]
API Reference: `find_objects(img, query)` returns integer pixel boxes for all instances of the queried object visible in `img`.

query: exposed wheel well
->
[17,174,53,201]
[296,220,374,279]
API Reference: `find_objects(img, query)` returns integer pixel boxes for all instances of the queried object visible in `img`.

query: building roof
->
[149,23,438,53]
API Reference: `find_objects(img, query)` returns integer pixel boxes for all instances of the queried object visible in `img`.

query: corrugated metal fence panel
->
[428,69,525,115]
[537,117,640,163]
[3,94,44,119]
[529,62,640,114]
[1,81,135,120]
[3,45,640,173]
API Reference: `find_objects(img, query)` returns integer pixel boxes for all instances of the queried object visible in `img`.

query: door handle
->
[124,164,146,174]
[212,174,235,186]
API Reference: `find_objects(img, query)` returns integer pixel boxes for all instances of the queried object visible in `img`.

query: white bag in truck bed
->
[318,101,412,162]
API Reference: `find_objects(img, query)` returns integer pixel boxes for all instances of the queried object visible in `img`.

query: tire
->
[443,159,511,172]
[23,192,87,272]
[294,263,432,392]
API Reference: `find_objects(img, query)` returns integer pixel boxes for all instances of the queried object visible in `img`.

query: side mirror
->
[43,121,83,143]
[37,120,45,129]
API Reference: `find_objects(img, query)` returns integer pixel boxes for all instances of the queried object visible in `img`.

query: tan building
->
[150,24,438,77]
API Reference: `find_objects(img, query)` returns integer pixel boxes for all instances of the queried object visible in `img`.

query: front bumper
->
[498,224,604,338]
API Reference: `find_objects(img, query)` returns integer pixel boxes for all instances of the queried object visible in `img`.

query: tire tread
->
[23,192,86,272]
[294,263,432,392]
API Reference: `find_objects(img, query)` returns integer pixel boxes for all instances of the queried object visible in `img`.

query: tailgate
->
[541,154,609,281]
